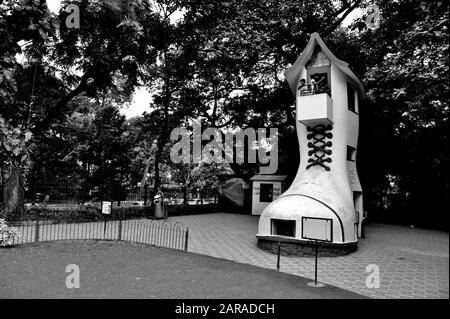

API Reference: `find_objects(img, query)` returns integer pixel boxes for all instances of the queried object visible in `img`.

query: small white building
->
[251,175,287,216]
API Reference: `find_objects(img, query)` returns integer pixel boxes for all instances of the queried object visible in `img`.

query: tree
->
[123,0,365,202]
[190,161,233,204]
[0,117,32,218]
[1,0,161,216]
[58,101,132,201]
[138,0,199,202]
[1,0,55,218]
[172,0,365,178]
[178,0,364,124]
[352,0,449,228]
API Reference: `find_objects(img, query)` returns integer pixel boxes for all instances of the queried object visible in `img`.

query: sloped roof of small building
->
[285,33,365,99]
[250,175,288,181]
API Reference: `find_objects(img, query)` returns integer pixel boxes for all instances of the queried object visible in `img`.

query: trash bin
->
[163,198,169,219]
[154,192,164,219]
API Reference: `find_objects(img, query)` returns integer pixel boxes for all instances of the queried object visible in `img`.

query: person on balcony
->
[298,79,310,95]
[311,74,330,95]
[310,78,319,94]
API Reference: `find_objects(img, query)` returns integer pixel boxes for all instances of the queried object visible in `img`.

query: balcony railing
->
[298,84,331,97]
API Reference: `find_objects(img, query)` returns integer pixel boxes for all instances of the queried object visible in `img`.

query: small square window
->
[271,219,296,237]
[347,146,356,161]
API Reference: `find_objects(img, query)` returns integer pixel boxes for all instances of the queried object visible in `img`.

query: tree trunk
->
[151,48,170,204]
[140,158,152,193]
[2,165,25,220]
[151,144,163,204]
[182,184,188,204]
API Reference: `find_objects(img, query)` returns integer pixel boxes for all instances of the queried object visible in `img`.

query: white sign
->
[302,217,332,242]
[101,201,112,215]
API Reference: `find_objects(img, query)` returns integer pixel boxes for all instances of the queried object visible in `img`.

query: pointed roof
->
[285,33,365,99]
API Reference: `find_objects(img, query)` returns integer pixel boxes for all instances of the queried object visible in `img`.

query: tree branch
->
[32,70,93,135]
[321,0,363,37]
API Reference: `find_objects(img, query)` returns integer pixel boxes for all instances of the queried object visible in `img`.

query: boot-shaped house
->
[257,33,364,256]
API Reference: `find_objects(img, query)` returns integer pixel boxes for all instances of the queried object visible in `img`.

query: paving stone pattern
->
[169,213,449,299]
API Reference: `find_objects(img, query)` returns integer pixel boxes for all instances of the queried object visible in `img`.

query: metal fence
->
[8,219,189,251]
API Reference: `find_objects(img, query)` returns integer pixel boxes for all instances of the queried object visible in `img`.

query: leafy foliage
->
[351,1,449,227]
[0,218,20,246]
[0,0,448,229]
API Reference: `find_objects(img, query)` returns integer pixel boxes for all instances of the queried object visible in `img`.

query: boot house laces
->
[306,124,333,171]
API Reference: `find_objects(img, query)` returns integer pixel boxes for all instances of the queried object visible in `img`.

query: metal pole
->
[103,214,107,238]
[118,219,122,241]
[35,219,40,242]
[314,240,318,285]
[184,228,189,251]
[277,241,281,271]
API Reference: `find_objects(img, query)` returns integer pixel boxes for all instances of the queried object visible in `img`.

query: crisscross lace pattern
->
[306,124,333,171]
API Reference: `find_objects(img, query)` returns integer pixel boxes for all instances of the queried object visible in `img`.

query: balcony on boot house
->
[297,92,333,127]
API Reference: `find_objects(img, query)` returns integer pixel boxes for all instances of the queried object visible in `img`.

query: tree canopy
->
[0,0,448,229]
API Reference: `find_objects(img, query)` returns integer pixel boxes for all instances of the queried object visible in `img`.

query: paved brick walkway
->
[11,213,448,298]
[167,213,449,299]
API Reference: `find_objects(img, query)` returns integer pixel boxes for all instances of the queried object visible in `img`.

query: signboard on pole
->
[302,217,333,287]
[301,217,333,242]
[101,201,112,215]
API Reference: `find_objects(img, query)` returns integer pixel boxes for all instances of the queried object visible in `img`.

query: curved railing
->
[7,219,189,251]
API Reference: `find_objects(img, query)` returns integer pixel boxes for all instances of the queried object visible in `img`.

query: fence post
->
[277,241,281,271]
[184,228,189,251]
[118,219,122,241]
[35,219,40,242]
